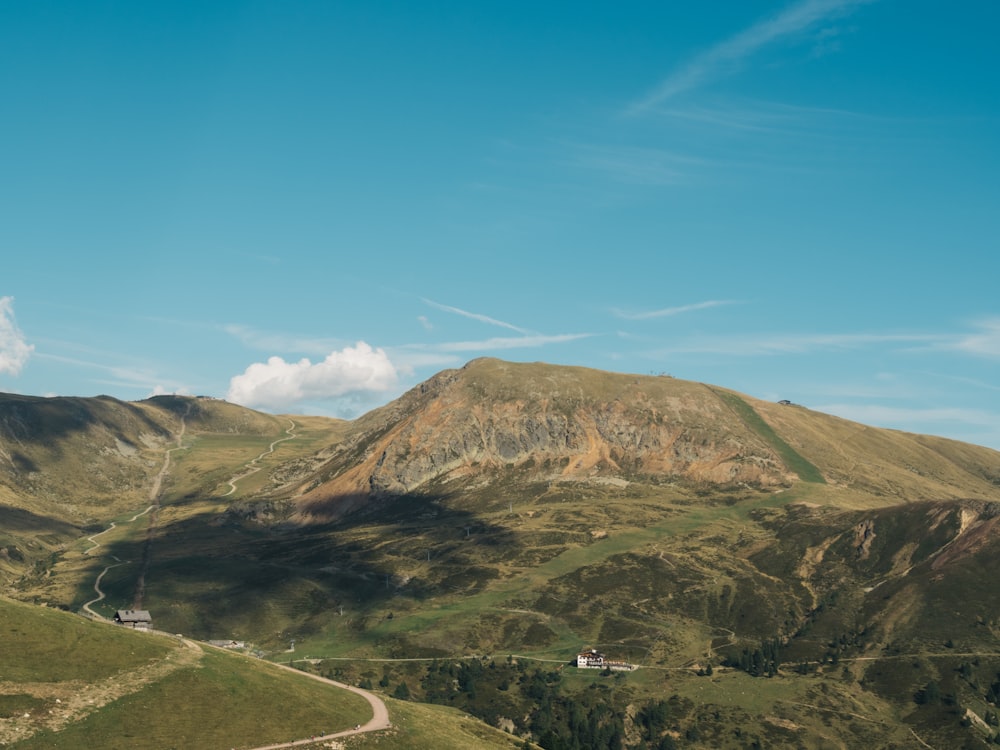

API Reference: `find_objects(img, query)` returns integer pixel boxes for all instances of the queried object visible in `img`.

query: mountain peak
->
[293,360,1000,520]
[297,362,795,518]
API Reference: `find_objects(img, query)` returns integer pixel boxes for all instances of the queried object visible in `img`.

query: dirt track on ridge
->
[242,663,391,749]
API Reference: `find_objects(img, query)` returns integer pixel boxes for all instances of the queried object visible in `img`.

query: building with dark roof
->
[114,609,152,630]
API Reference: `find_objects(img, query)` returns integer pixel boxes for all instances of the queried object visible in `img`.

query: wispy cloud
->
[612,300,738,320]
[654,103,801,135]
[565,144,708,185]
[816,402,1000,449]
[0,297,34,376]
[422,299,533,335]
[627,0,874,114]
[413,333,594,353]
[35,351,190,396]
[923,371,1000,393]
[385,350,462,374]
[947,318,1000,358]
[223,324,347,356]
[653,331,946,356]
[653,98,883,136]
[817,402,1000,429]
[144,318,339,357]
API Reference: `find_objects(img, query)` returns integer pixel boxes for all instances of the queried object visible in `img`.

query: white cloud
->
[0,297,34,376]
[627,0,874,114]
[227,341,398,411]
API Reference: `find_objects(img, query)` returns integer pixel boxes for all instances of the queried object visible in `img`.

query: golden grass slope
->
[752,394,1000,506]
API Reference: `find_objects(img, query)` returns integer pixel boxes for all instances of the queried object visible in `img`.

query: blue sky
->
[3,1,1000,449]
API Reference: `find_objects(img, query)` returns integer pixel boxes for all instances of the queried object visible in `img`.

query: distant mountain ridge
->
[3,359,999,531]
[0,393,293,583]
[0,392,281,518]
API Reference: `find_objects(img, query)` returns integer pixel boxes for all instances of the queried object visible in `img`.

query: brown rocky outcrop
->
[295,359,794,518]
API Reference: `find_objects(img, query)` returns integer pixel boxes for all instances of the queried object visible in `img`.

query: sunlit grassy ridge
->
[710,387,826,483]
[14,649,371,750]
[1,596,372,749]
[1,595,171,681]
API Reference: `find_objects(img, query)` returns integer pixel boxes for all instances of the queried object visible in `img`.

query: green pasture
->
[13,644,371,750]
[1,597,171,681]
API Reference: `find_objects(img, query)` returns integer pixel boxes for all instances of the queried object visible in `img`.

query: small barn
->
[114,609,152,631]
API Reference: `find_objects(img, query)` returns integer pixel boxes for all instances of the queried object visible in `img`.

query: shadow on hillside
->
[296,490,374,520]
[95,490,520,643]
[0,505,79,536]
[0,393,171,447]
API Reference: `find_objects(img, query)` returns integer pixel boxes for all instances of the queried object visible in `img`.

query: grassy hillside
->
[0,596,371,748]
[710,387,825,483]
[7,361,1000,747]
[3,397,348,607]
[0,595,532,750]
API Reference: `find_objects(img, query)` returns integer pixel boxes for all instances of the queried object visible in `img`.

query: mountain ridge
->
[289,358,1000,519]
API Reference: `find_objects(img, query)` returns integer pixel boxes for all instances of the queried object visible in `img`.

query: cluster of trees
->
[985,672,1000,706]
[347,657,724,749]
[344,642,1000,748]
[418,659,628,749]
[722,638,782,677]
[635,701,678,749]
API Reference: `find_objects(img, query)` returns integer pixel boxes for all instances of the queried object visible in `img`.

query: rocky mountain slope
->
[291,358,1000,519]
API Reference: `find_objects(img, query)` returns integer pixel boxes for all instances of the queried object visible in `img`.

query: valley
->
[4,359,1000,748]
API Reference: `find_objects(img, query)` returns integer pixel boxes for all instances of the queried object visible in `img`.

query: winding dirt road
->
[81,503,157,618]
[82,504,154,556]
[133,404,191,608]
[242,662,391,749]
[81,561,127,618]
[222,419,298,497]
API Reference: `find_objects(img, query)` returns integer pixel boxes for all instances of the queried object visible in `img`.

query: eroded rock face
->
[365,400,782,493]
[297,360,794,515]
[854,519,877,559]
